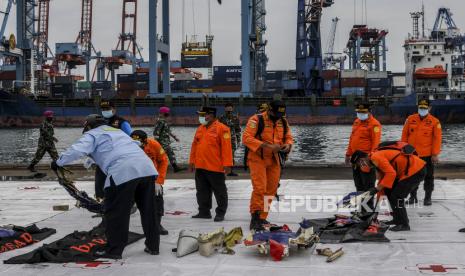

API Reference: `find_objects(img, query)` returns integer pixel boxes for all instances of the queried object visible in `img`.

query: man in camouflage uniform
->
[219,103,241,176]
[28,110,59,172]
[153,106,184,172]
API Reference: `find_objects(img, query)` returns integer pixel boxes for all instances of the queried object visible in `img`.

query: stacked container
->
[322,70,340,97]
[391,73,406,96]
[116,73,149,99]
[213,66,241,92]
[340,69,366,96]
[366,71,391,97]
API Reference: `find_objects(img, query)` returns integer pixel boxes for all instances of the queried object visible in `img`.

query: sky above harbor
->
[3,0,465,73]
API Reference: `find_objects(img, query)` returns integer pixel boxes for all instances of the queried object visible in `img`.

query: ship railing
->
[417,92,465,101]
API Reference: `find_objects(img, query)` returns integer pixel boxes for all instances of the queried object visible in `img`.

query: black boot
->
[250,212,264,231]
[172,163,186,173]
[27,164,37,172]
[407,190,418,205]
[424,191,432,206]
[159,217,168,235]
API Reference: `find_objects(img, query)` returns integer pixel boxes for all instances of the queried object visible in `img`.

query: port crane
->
[323,17,345,70]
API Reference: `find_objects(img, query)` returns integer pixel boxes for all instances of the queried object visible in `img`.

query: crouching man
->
[356,141,426,232]
[52,114,160,259]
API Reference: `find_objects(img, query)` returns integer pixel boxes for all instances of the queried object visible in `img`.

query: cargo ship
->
[1,6,464,127]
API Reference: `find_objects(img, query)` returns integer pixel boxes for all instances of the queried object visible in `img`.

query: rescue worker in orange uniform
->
[189,107,233,222]
[130,130,170,235]
[345,103,381,212]
[401,99,442,206]
[243,100,293,230]
[355,141,426,232]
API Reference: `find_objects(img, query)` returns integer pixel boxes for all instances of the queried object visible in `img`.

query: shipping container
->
[92,81,112,90]
[189,80,213,89]
[266,71,285,80]
[0,80,13,89]
[134,72,149,81]
[367,87,391,97]
[0,71,16,80]
[213,85,241,92]
[266,79,283,88]
[174,73,194,81]
[51,83,74,98]
[341,78,366,87]
[134,90,148,98]
[367,78,391,88]
[181,55,212,68]
[54,76,75,84]
[213,66,242,86]
[135,81,149,90]
[341,69,366,78]
[118,82,135,91]
[186,88,214,93]
[341,87,365,96]
[76,81,92,90]
[322,87,341,97]
[92,90,116,99]
[392,75,406,87]
[366,71,388,79]
[322,69,339,80]
[282,79,299,90]
[117,74,135,83]
[55,43,82,56]
[392,86,406,95]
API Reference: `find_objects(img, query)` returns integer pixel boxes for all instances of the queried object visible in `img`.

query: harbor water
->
[1,124,464,165]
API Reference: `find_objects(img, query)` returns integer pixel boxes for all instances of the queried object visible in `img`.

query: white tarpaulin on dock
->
[2,179,465,275]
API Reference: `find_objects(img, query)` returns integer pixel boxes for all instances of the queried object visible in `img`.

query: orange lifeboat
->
[414,65,448,79]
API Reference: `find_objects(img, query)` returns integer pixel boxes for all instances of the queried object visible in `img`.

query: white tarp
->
[1,179,465,275]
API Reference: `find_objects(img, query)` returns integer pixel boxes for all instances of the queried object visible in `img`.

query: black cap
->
[418,99,430,108]
[197,106,217,116]
[83,114,106,133]
[355,102,371,112]
[350,150,368,164]
[131,130,148,141]
[100,100,115,109]
[269,100,286,116]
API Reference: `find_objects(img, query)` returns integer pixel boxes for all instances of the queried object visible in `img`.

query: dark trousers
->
[95,166,106,199]
[385,168,426,226]
[104,176,160,256]
[353,166,376,212]
[195,169,228,217]
[155,192,164,225]
[410,157,434,197]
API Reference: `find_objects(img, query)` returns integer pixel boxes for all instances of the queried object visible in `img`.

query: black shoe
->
[144,247,159,255]
[424,198,432,206]
[173,164,186,173]
[94,250,122,260]
[27,164,37,172]
[192,213,212,219]
[160,224,169,235]
[459,228,465,233]
[214,215,224,222]
[383,220,397,226]
[390,224,410,232]
[250,212,264,231]
[227,172,239,177]
[406,197,418,205]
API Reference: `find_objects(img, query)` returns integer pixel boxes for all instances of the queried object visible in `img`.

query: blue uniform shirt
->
[57,125,158,188]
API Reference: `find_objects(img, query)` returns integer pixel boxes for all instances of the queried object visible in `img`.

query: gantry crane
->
[323,17,345,70]
[241,0,268,95]
[296,0,334,96]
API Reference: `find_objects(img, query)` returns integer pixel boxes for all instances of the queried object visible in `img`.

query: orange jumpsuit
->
[346,114,382,157]
[189,119,233,172]
[401,113,442,157]
[370,150,426,189]
[143,138,169,185]
[243,112,293,220]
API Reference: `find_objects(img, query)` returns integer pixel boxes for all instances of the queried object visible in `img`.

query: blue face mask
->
[418,108,429,117]
[357,113,369,121]
[101,110,113,118]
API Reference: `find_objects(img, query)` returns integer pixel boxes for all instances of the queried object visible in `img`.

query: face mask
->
[226,111,232,115]
[199,116,207,125]
[418,108,429,117]
[101,110,113,118]
[357,113,369,121]
[46,117,53,122]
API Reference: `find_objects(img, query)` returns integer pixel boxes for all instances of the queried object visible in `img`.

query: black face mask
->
[46,117,53,122]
